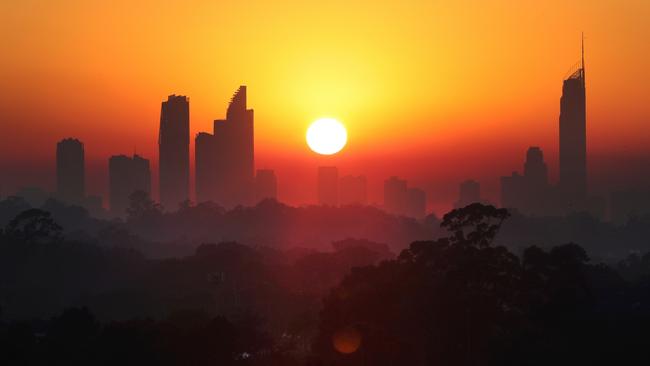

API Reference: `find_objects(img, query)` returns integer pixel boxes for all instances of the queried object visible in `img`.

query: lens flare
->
[332,326,362,354]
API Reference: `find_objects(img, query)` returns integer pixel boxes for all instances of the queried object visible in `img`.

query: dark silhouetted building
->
[523,146,550,212]
[455,179,481,208]
[384,176,408,215]
[559,39,587,204]
[339,175,367,206]
[109,154,151,216]
[406,187,426,219]
[56,138,85,204]
[318,166,339,206]
[500,172,525,211]
[501,147,552,214]
[195,86,254,208]
[255,169,277,202]
[524,147,549,188]
[159,95,189,211]
[195,132,217,204]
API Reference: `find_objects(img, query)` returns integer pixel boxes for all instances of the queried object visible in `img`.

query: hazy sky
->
[1,0,649,214]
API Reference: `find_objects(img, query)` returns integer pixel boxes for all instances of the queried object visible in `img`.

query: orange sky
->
[1,0,650,214]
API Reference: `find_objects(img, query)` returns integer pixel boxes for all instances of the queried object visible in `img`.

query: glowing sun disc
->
[306,118,347,155]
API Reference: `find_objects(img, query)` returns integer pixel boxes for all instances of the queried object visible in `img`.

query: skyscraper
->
[56,138,85,204]
[406,187,426,219]
[500,172,525,210]
[524,147,548,187]
[195,132,217,204]
[559,37,587,203]
[217,86,255,207]
[194,86,255,208]
[109,154,151,216]
[384,176,408,215]
[455,179,481,208]
[501,147,552,215]
[159,95,189,211]
[255,169,277,202]
[339,175,367,206]
[318,166,339,206]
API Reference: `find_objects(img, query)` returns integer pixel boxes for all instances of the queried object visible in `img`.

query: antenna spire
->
[581,32,586,85]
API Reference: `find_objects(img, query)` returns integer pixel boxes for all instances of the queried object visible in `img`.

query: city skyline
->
[2,1,650,214]
[3,39,648,219]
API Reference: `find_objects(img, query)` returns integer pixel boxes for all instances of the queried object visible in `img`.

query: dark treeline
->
[0,193,439,257]
[4,191,650,261]
[2,199,650,364]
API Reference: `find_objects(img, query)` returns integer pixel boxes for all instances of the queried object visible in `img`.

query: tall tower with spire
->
[558,35,587,204]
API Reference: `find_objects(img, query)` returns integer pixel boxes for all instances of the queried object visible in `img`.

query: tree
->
[440,202,510,248]
[126,190,162,220]
[315,204,520,366]
[4,208,62,244]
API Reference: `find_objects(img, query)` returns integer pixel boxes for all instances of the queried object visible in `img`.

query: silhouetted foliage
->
[2,203,650,364]
[127,190,162,220]
[314,203,650,365]
[441,202,510,247]
[4,208,62,244]
[0,307,283,366]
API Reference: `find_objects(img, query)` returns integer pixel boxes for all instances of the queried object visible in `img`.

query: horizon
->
[2,0,650,215]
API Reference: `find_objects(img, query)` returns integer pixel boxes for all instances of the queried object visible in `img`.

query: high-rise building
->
[195,86,255,208]
[195,132,217,204]
[455,179,481,208]
[500,172,525,210]
[339,175,367,206]
[56,138,85,204]
[318,166,339,206]
[384,176,408,215]
[501,147,554,215]
[109,154,151,216]
[255,169,277,202]
[559,37,587,203]
[159,95,189,211]
[406,188,426,219]
[524,147,549,189]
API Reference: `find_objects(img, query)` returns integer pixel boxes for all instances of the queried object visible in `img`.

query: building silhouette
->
[195,86,254,208]
[524,147,549,188]
[406,187,426,219]
[524,146,550,213]
[339,175,367,206]
[109,154,151,216]
[56,138,85,204]
[455,179,481,208]
[318,166,339,206]
[501,171,525,211]
[255,169,277,203]
[159,95,189,211]
[195,132,217,204]
[501,147,551,215]
[384,176,408,215]
[559,37,587,204]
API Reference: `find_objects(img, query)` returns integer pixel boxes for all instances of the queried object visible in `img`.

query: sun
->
[306,118,348,155]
